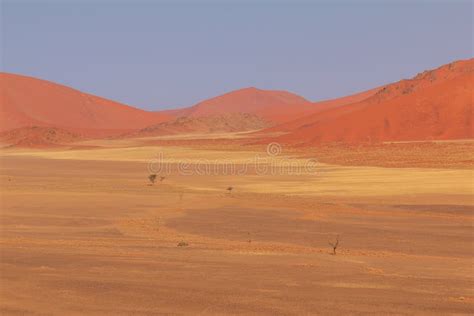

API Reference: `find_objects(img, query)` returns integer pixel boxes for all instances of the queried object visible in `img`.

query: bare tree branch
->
[329,235,340,255]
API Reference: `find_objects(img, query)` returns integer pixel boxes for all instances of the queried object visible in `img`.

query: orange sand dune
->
[2,59,472,145]
[0,73,171,136]
[267,59,473,145]
[172,87,315,124]
[259,87,381,134]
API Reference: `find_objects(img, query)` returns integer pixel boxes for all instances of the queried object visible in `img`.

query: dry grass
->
[1,140,473,314]
[294,141,474,169]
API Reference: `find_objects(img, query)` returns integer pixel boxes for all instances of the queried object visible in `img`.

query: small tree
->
[160,176,166,183]
[226,186,233,195]
[148,174,157,185]
[329,235,340,255]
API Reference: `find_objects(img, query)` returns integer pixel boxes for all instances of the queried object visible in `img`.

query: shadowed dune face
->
[0,73,171,135]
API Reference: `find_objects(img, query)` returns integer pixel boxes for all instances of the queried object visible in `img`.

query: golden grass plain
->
[1,138,473,315]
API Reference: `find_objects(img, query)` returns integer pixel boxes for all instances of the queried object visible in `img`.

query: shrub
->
[177,241,188,247]
[148,174,157,185]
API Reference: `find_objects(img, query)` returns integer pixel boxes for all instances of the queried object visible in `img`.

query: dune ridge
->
[1,58,472,147]
[168,87,315,124]
[264,59,473,145]
[0,73,171,136]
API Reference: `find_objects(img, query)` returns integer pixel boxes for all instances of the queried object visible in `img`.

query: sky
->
[1,0,472,110]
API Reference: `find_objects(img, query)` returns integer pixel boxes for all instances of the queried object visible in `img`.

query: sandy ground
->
[0,142,473,315]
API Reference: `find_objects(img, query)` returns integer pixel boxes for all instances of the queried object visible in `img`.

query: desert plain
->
[0,134,473,315]
[1,1,473,313]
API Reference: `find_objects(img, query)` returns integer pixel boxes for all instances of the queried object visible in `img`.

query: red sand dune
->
[170,87,316,124]
[1,59,472,146]
[259,87,381,134]
[0,73,171,136]
[265,59,473,145]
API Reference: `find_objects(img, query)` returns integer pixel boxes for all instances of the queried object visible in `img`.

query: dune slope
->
[260,87,381,134]
[171,87,315,124]
[0,73,171,135]
[269,59,473,144]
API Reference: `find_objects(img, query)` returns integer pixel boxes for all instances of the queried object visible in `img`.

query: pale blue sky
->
[1,0,472,110]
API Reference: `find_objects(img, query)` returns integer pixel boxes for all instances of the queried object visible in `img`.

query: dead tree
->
[160,176,166,183]
[329,235,340,255]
